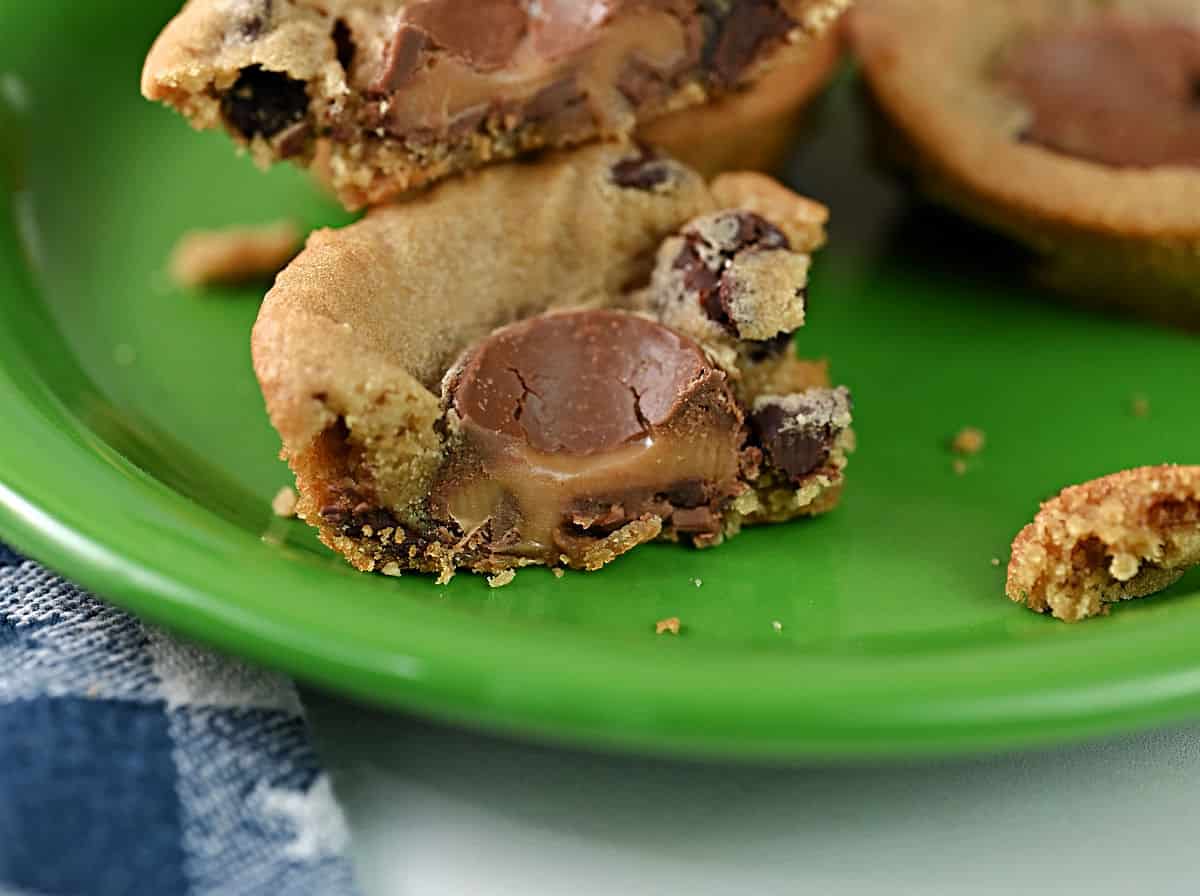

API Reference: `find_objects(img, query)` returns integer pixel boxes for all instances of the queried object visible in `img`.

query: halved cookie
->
[851,0,1200,327]
[252,143,853,579]
[1007,465,1200,621]
[143,0,849,210]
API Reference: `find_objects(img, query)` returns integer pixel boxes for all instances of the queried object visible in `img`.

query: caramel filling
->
[996,15,1200,169]
[443,423,741,557]
[431,309,747,565]
[372,7,693,138]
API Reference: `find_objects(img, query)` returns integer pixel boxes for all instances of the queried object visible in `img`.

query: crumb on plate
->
[488,569,516,589]
[552,568,565,579]
[1131,395,1150,418]
[271,486,298,518]
[169,220,301,288]
[951,426,986,456]
[655,616,681,635]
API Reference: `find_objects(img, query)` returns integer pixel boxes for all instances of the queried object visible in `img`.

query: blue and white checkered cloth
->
[0,543,360,896]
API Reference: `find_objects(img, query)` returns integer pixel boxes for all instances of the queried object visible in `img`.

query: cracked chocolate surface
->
[432,309,748,564]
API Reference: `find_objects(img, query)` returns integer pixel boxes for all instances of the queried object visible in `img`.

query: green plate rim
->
[5,212,1200,762]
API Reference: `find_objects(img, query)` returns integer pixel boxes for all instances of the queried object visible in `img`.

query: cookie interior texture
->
[252,143,852,579]
[142,0,850,209]
[850,0,1200,327]
[1007,465,1200,622]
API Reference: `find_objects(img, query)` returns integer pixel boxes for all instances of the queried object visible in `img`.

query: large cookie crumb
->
[655,616,681,635]
[170,221,301,288]
[271,486,298,517]
[1006,465,1200,621]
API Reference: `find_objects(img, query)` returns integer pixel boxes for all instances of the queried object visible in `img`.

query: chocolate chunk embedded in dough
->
[221,66,308,140]
[750,386,851,481]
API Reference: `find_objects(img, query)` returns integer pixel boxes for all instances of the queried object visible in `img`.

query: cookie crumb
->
[1006,464,1200,621]
[552,568,565,579]
[487,569,516,589]
[381,562,402,577]
[691,577,703,588]
[951,426,986,456]
[771,620,783,632]
[655,616,681,635]
[990,557,1001,567]
[113,344,137,367]
[953,458,968,476]
[271,486,298,518]
[169,220,301,288]
[1130,395,1150,418]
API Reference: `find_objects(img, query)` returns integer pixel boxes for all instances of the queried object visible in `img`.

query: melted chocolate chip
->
[703,0,796,87]
[333,19,356,73]
[222,66,309,140]
[745,330,795,362]
[610,148,674,190]
[405,0,528,72]
[750,387,851,482]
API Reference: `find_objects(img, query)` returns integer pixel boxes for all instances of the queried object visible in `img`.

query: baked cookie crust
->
[1007,465,1200,621]
[850,0,1200,327]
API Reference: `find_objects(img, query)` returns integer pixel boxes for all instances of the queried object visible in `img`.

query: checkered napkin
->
[0,543,359,896]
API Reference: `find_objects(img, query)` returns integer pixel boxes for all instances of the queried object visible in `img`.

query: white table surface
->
[304,690,1200,896]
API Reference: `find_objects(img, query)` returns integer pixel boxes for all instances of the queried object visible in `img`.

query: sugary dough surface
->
[252,143,852,577]
[1007,465,1200,621]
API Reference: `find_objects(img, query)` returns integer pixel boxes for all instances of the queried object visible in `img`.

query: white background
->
[306,692,1200,895]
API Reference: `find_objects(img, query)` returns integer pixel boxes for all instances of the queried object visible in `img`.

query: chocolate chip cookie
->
[851,0,1200,327]
[252,143,852,578]
[143,0,850,210]
[1007,465,1200,621]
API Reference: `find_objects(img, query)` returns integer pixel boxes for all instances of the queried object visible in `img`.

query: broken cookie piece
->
[142,0,850,209]
[252,143,853,579]
[1007,465,1200,621]
[169,220,301,288]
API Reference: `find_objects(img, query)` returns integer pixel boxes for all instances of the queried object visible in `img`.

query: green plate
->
[2,2,1198,761]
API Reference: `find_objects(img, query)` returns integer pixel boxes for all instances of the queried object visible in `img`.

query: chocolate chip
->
[750,387,852,482]
[672,211,789,334]
[333,19,356,73]
[405,0,528,72]
[222,66,309,140]
[745,331,795,362]
[610,148,674,191]
[274,119,312,158]
[617,57,670,109]
[703,0,796,88]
